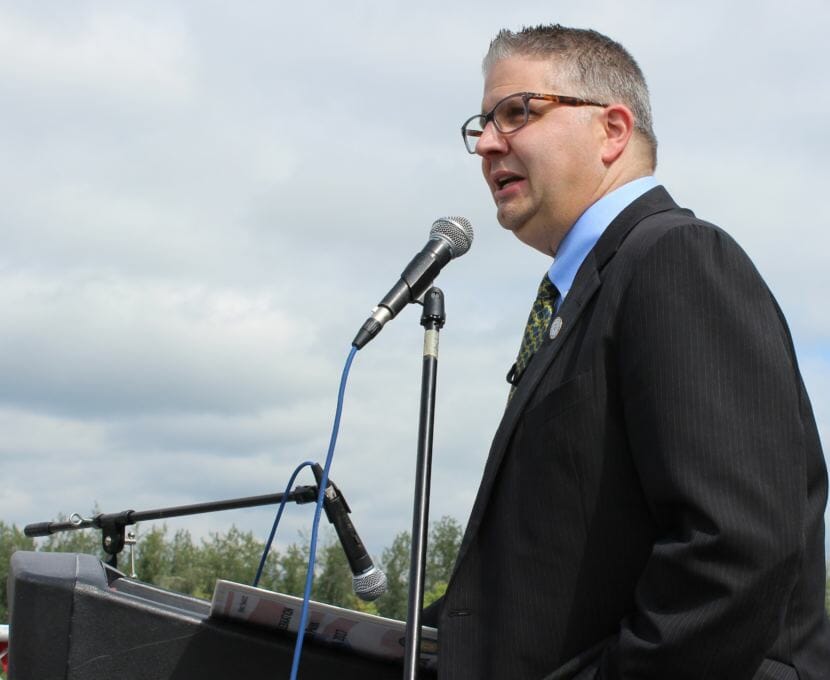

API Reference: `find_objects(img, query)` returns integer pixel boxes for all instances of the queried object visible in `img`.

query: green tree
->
[38,522,104,559]
[825,565,829,615]
[374,517,462,621]
[376,530,411,620]
[0,522,36,622]
[423,580,448,608]
[191,526,266,599]
[133,524,170,584]
[276,539,310,597]
[1,515,465,627]
[426,516,462,592]
[161,529,202,595]
[312,536,358,608]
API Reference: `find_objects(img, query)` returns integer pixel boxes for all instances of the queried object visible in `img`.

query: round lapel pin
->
[549,316,563,339]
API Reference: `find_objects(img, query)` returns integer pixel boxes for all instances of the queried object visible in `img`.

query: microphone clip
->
[311,463,351,520]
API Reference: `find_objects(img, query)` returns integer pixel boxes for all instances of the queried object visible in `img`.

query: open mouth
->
[496,174,523,189]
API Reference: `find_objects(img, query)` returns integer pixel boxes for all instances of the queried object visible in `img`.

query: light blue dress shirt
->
[548,176,658,309]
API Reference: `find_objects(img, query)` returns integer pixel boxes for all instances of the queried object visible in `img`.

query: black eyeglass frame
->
[460,91,608,154]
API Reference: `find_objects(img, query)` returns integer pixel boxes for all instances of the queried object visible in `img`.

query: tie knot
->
[536,275,558,302]
[508,274,560,395]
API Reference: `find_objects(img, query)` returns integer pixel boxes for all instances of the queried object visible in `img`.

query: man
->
[431,24,830,679]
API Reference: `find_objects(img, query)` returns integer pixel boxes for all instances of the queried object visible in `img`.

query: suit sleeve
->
[598,224,807,679]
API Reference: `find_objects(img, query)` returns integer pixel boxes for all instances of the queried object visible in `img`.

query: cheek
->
[481,158,496,194]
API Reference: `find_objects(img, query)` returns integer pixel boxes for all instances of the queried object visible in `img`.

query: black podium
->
[7,551,431,679]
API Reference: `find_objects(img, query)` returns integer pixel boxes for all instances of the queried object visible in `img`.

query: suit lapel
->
[452,186,680,570]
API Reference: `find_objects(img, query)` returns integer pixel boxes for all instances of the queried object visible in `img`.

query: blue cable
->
[252,459,315,589]
[289,345,359,680]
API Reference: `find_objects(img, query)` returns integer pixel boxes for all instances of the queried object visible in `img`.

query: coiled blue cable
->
[289,345,358,679]
[251,346,358,678]
[252,459,315,589]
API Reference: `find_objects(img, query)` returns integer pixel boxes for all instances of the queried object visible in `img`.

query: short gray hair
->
[484,24,657,168]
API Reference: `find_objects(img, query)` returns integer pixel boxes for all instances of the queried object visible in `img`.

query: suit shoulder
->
[633,206,729,246]
[606,207,778,330]
[627,209,755,273]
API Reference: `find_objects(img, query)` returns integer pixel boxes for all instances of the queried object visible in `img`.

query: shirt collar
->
[548,176,658,300]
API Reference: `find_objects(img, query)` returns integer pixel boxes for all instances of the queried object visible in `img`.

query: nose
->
[475,120,509,156]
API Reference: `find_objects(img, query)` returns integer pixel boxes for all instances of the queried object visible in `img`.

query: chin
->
[496,208,525,233]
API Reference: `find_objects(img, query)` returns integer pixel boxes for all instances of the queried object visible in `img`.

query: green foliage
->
[275,540,309,596]
[134,525,171,583]
[0,522,36,622]
[0,512,825,680]
[426,516,462,587]
[826,564,829,615]
[134,526,204,597]
[375,515,463,621]
[195,526,269,599]
[0,515,463,637]
[423,580,448,608]
[38,515,106,561]
[376,529,412,620]
[312,538,358,609]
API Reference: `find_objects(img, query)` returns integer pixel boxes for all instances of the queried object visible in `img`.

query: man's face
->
[478,56,606,256]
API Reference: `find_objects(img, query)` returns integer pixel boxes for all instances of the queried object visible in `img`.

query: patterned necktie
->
[509,275,559,394]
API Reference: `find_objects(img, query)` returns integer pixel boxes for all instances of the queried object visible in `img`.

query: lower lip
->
[494,179,525,201]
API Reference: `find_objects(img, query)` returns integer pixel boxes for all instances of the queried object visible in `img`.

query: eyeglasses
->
[460,91,607,154]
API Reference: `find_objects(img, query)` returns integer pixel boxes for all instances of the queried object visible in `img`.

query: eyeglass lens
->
[463,94,529,153]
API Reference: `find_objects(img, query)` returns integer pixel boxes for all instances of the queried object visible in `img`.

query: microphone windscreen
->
[430,216,474,258]
[353,565,388,602]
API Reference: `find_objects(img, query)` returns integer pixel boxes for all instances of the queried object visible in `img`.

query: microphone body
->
[313,466,387,601]
[352,217,473,348]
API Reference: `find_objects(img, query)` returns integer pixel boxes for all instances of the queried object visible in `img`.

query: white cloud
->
[0,272,331,417]
[0,0,827,568]
[0,6,195,105]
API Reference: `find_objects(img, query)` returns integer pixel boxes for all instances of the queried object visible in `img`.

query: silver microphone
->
[352,217,474,349]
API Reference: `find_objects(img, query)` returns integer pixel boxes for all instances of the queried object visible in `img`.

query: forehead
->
[482,56,567,109]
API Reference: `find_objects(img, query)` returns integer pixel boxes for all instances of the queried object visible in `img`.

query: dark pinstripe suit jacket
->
[434,187,830,679]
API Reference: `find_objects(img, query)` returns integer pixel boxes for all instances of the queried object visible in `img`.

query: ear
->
[599,104,635,165]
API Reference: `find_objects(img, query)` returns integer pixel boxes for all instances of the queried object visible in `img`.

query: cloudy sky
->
[1,0,828,574]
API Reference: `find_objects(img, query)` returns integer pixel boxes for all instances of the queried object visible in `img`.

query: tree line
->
[2,514,830,679]
[0,515,463,625]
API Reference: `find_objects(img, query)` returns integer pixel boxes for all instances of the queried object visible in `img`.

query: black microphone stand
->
[403,287,445,680]
[23,487,320,569]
